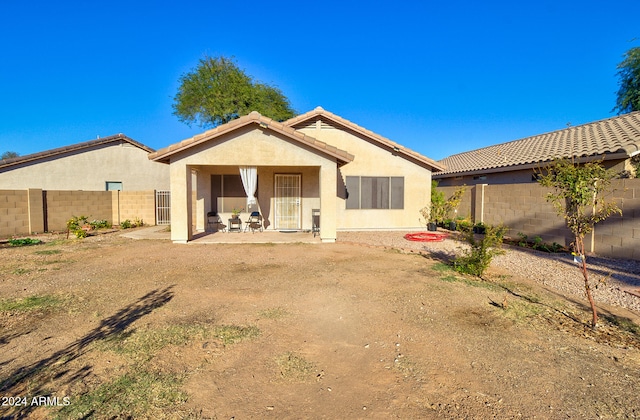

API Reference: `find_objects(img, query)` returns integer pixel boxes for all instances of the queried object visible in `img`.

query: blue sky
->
[1,0,638,161]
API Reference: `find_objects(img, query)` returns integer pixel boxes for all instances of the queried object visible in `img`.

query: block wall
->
[115,190,157,226]
[438,186,473,221]
[437,179,640,260]
[595,179,640,260]
[0,189,163,238]
[45,190,114,232]
[0,190,29,236]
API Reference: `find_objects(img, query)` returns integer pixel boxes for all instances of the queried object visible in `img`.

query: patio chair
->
[244,211,263,233]
[207,211,226,232]
[312,209,320,237]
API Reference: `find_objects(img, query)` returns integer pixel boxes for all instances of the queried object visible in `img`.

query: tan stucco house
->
[149,107,443,243]
[434,111,640,186]
[0,134,170,191]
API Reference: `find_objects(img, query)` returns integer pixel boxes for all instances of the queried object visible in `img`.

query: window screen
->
[346,176,360,209]
[390,177,404,209]
[345,176,404,209]
[361,177,389,209]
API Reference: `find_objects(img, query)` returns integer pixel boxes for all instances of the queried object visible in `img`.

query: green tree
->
[613,46,640,114]
[1,151,19,160]
[172,56,296,128]
[420,181,466,225]
[538,159,621,328]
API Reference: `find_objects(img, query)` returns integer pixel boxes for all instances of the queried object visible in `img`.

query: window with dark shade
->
[390,177,404,209]
[346,176,360,209]
[345,176,404,209]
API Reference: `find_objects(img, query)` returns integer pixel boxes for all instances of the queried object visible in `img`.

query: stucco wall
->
[298,124,433,230]
[0,142,169,191]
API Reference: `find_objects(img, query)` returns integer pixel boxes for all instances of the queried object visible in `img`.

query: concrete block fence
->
[440,179,640,260]
[0,189,159,237]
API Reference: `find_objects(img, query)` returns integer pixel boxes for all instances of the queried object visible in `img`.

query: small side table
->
[228,218,242,232]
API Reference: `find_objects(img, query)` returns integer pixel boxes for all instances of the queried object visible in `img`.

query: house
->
[434,111,640,186]
[149,107,444,243]
[0,134,170,191]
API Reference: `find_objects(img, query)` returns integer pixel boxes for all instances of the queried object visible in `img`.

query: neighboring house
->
[149,107,444,243]
[434,111,640,186]
[0,134,170,191]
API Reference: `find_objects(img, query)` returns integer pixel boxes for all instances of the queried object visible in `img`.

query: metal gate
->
[155,190,171,225]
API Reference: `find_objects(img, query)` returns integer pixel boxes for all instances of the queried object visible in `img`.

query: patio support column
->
[195,170,210,232]
[170,162,193,243]
[319,163,337,243]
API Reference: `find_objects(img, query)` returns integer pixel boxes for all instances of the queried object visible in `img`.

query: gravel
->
[337,230,640,314]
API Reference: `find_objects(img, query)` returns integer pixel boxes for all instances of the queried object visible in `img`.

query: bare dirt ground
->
[1,231,640,419]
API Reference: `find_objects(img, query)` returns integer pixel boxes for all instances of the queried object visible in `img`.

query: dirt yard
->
[1,231,640,419]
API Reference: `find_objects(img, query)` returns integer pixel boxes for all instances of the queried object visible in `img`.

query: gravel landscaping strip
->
[338,230,640,314]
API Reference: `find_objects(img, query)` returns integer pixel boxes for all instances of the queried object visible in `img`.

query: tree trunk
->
[576,235,598,328]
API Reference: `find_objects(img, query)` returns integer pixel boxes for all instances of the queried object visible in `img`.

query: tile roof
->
[435,112,640,176]
[0,134,152,170]
[148,111,355,165]
[285,107,445,171]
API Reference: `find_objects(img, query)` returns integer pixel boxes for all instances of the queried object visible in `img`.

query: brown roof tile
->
[436,112,640,176]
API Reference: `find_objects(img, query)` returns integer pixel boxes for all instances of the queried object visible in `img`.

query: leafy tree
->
[421,181,466,224]
[613,46,640,114]
[172,56,296,128]
[1,151,19,160]
[537,159,621,328]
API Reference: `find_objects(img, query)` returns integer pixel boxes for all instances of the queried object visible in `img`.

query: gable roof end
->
[435,111,640,177]
[148,111,355,165]
[284,107,445,172]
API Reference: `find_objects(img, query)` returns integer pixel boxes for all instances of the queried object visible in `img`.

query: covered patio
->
[149,111,353,244]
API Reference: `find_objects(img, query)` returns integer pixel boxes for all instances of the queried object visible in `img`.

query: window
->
[346,176,404,209]
[106,181,123,191]
[211,174,255,213]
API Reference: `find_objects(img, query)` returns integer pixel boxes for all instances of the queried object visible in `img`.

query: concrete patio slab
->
[120,226,321,244]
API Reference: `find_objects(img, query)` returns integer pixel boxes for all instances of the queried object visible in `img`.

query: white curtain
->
[239,166,258,207]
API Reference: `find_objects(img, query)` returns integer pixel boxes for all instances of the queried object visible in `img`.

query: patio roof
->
[148,111,355,166]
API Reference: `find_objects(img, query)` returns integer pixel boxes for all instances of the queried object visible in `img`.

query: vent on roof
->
[299,119,335,130]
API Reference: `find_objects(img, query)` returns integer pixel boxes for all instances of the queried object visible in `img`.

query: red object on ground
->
[404,232,449,242]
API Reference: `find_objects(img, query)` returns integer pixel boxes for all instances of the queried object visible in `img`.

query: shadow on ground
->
[0,285,174,418]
